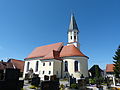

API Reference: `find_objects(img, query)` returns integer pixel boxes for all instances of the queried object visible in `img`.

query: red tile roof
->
[26,42,63,59]
[41,50,62,60]
[8,59,24,72]
[0,61,14,70]
[106,64,114,72]
[25,42,88,60]
[60,45,87,58]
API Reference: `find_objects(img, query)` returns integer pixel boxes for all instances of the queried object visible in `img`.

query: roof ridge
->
[36,42,63,48]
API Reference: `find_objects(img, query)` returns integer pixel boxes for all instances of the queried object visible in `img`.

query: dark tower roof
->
[69,14,79,31]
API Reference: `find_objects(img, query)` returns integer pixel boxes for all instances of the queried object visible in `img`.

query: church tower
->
[67,14,80,49]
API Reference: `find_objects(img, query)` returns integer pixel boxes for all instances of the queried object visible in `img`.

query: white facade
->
[23,59,62,80]
[23,56,88,80]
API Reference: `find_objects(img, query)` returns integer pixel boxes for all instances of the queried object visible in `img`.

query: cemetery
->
[0,67,120,90]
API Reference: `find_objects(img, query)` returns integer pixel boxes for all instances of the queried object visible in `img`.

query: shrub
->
[29,85,37,89]
[89,78,95,84]
[60,84,65,89]
[70,83,78,89]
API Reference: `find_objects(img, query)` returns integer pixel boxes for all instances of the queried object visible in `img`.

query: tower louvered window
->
[74,36,76,41]
[71,36,72,40]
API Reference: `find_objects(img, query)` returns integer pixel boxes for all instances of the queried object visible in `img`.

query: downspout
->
[61,60,63,78]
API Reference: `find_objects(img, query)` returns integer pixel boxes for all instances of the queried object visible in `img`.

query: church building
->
[23,14,89,80]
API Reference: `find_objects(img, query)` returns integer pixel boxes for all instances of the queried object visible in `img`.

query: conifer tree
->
[113,45,120,78]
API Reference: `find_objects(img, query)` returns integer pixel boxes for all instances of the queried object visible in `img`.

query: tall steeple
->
[69,14,79,31]
[67,14,80,49]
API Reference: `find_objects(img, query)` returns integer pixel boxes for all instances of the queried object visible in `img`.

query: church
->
[23,14,89,80]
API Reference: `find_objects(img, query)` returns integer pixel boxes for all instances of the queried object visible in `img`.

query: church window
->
[56,71,58,74]
[26,62,30,72]
[74,61,78,71]
[35,61,39,72]
[43,71,45,74]
[49,62,51,66]
[49,71,51,74]
[65,61,68,72]
[43,62,45,66]
[71,36,72,40]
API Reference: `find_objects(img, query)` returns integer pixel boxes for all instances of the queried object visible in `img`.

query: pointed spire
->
[69,13,78,31]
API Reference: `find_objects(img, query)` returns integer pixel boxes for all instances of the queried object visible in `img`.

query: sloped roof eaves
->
[40,58,62,61]
[60,55,89,59]
[25,56,44,60]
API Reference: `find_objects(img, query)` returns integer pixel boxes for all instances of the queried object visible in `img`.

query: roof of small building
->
[25,42,88,60]
[89,65,103,72]
[0,61,14,70]
[106,64,114,72]
[8,59,24,72]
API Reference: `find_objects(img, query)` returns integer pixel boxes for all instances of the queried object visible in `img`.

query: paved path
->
[23,80,33,90]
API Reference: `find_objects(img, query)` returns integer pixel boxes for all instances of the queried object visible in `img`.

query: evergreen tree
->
[113,45,120,78]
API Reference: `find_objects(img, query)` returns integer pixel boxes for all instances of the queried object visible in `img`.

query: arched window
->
[49,71,51,74]
[74,61,78,71]
[65,61,68,72]
[26,62,30,72]
[35,61,39,72]
[43,62,45,66]
[74,36,76,41]
[49,62,51,66]
[71,36,72,40]
[42,71,45,74]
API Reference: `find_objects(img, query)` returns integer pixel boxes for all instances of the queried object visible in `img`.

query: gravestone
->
[41,75,59,90]
[0,68,24,90]
[0,70,4,80]
[50,75,56,81]
[31,74,40,87]
[69,76,76,87]
[4,68,20,81]
[44,75,49,80]
[41,80,59,90]
[78,79,86,90]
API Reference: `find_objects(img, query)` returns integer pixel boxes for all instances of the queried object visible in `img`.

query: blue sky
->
[0,0,120,69]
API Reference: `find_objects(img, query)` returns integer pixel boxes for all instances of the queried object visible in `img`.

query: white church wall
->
[39,60,54,80]
[23,60,27,78]
[53,60,62,78]
[23,59,41,78]
[79,57,88,77]
[23,59,62,80]
[63,57,88,79]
